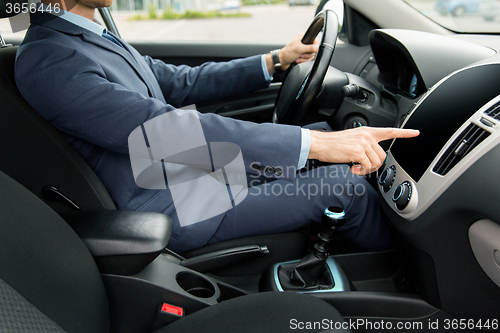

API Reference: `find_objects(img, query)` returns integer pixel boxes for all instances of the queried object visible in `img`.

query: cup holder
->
[176,272,216,298]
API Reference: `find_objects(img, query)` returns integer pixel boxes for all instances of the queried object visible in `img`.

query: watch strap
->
[271,49,283,74]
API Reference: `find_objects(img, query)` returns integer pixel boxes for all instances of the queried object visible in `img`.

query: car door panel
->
[130,41,372,122]
[130,40,370,72]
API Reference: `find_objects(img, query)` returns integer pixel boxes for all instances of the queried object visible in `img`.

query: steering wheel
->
[272,9,340,125]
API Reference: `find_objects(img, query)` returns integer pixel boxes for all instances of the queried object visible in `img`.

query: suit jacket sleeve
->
[15,42,302,179]
[142,55,269,108]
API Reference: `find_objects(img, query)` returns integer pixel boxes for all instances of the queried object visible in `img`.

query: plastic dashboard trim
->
[380,63,500,220]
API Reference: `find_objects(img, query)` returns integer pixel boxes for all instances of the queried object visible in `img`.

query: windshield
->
[405,0,500,33]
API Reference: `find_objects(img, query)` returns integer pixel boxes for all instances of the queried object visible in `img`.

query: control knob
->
[378,165,396,193]
[392,181,412,210]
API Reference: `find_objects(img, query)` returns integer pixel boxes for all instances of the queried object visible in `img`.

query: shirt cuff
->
[297,128,311,169]
[261,54,272,82]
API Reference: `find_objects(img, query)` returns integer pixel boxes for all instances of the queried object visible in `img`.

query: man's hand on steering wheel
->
[267,11,420,177]
[265,34,319,75]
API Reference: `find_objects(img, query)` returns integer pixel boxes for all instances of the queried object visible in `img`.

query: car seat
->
[0,169,349,333]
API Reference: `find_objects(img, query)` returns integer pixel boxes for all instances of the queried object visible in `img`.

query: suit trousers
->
[209,164,390,251]
[209,123,391,251]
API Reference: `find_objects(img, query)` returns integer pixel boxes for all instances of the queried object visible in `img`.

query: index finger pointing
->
[368,128,420,143]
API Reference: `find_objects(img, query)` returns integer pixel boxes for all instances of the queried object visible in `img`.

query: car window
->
[0,16,27,42]
[405,0,500,33]
[1,1,317,43]
[111,0,318,43]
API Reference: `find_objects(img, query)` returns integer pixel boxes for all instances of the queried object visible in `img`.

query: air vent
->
[433,124,490,176]
[484,101,500,120]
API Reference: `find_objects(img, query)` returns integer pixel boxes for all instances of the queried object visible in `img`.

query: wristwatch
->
[271,49,283,74]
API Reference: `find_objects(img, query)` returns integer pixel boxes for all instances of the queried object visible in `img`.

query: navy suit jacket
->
[15,11,302,252]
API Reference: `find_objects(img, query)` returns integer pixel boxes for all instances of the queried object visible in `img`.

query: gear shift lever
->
[277,206,346,290]
[314,206,346,260]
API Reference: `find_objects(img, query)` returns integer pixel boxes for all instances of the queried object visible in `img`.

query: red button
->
[160,303,184,317]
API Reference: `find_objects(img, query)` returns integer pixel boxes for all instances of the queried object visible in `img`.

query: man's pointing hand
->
[308,127,420,175]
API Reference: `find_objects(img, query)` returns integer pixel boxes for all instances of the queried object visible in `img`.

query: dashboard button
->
[480,117,495,127]
[392,181,412,210]
[378,165,396,193]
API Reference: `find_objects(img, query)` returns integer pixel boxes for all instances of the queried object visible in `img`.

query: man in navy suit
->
[15,0,419,253]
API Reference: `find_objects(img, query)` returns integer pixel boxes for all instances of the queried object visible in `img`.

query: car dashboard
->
[380,60,500,220]
[349,28,500,321]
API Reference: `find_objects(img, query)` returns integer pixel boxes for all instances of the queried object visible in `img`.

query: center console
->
[254,62,500,326]
[64,210,251,332]
[102,253,249,332]
[260,206,351,293]
[66,207,453,333]
[378,62,500,220]
[375,62,500,321]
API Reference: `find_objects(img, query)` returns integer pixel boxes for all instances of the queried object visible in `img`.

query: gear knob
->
[320,206,346,237]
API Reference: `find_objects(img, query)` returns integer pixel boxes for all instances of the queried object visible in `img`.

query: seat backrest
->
[0,45,116,214]
[0,170,110,332]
